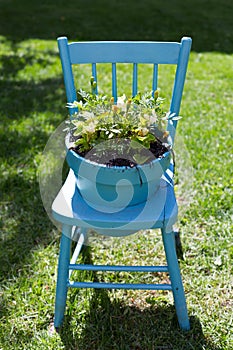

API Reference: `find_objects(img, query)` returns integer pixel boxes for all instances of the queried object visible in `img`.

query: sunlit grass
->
[0,9,233,350]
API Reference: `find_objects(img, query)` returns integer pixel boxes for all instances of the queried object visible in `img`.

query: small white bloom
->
[116,95,127,113]
[117,94,127,105]
[149,110,158,123]
[85,121,97,133]
[67,100,83,109]
[138,127,149,136]
[142,112,157,125]
[83,111,95,120]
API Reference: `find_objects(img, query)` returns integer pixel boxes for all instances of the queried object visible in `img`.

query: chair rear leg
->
[54,224,72,329]
[161,229,190,331]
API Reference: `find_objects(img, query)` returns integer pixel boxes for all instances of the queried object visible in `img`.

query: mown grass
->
[0,1,233,349]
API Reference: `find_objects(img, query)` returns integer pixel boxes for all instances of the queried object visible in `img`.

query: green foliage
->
[67,81,176,164]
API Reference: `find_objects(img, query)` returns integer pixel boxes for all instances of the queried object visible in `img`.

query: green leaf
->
[133,153,151,164]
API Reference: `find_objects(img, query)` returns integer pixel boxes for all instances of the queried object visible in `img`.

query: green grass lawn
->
[0,1,233,349]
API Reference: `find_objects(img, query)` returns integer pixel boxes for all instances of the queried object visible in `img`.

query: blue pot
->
[66,148,171,210]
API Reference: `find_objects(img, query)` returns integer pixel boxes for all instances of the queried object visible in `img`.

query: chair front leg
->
[54,224,72,329]
[161,228,190,331]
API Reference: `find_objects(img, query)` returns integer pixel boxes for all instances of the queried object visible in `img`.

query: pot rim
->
[68,148,171,170]
[65,133,171,171]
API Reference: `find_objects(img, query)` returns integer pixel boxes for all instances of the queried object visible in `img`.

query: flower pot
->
[66,146,171,210]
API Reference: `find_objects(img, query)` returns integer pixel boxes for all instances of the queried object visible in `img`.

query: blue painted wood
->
[152,64,158,94]
[167,37,192,143]
[54,37,192,329]
[67,40,181,64]
[57,37,77,116]
[132,63,138,96]
[162,229,190,330]
[58,36,192,140]
[69,264,169,272]
[68,281,173,291]
[52,170,178,235]
[54,226,72,328]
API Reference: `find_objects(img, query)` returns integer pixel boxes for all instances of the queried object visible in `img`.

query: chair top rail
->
[58,37,185,64]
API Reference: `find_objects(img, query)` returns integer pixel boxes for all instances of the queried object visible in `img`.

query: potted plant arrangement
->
[65,78,178,209]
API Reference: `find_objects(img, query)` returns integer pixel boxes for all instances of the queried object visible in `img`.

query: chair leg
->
[54,224,72,329]
[161,229,190,331]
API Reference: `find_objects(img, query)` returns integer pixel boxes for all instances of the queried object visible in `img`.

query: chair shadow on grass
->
[59,247,222,350]
[0,49,65,319]
[0,0,233,53]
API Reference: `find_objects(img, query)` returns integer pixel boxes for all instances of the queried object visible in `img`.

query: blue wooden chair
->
[52,36,192,330]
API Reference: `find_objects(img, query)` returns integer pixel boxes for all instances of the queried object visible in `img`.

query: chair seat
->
[52,170,178,236]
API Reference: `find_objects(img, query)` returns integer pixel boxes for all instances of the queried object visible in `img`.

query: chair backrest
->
[57,36,192,143]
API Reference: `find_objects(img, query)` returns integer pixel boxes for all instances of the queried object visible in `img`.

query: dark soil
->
[69,138,169,168]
